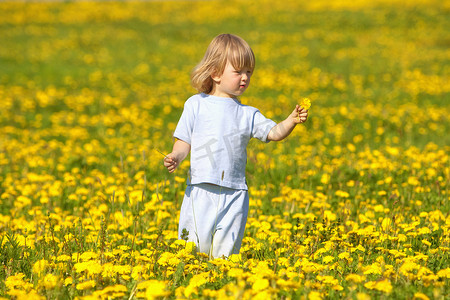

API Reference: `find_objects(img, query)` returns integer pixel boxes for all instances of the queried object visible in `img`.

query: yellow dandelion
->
[322,255,335,264]
[189,273,209,288]
[417,227,431,235]
[345,273,366,283]
[252,278,270,291]
[144,280,170,299]
[436,268,450,279]
[413,293,430,300]
[317,275,339,285]
[407,176,420,186]
[228,268,244,278]
[41,274,59,290]
[64,277,73,286]
[174,176,185,183]
[364,278,392,293]
[320,173,330,185]
[332,284,344,291]
[5,273,33,290]
[76,280,96,290]
[308,291,323,300]
[381,218,392,231]
[56,255,71,262]
[362,262,382,275]
[299,97,311,110]
[228,253,242,263]
[98,285,128,298]
[356,292,371,300]
[335,190,349,198]
[421,239,431,246]
[32,259,48,277]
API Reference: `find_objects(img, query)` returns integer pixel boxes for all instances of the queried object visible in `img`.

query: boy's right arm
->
[163,139,191,173]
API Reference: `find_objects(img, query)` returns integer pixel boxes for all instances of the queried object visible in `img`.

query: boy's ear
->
[211,70,221,83]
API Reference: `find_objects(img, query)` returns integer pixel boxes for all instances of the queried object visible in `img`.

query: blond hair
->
[191,34,255,94]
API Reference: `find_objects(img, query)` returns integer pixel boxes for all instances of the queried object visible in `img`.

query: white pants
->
[178,183,249,258]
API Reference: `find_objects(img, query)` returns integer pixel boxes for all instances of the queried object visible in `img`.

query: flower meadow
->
[0,0,449,299]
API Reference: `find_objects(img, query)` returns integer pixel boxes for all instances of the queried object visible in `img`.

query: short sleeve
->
[252,110,277,142]
[173,98,196,144]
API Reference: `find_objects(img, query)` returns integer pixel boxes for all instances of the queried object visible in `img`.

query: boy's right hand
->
[164,154,179,173]
[163,139,191,173]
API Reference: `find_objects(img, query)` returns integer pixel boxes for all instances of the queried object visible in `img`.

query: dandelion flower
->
[308,291,323,300]
[413,293,430,300]
[299,97,311,110]
[228,253,242,263]
[364,278,392,293]
[356,293,371,300]
[76,280,96,290]
[421,239,431,246]
[32,259,48,277]
[144,280,170,299]
[41,274,59,290]
[437,268,450,279]
[322,255,335,264]
[252,278,269,291]
[64,277,73,286]
[345,274,366,283]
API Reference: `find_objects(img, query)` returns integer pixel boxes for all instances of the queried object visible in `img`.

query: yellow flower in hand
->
[296,97,311,123]
[299,97,311,110]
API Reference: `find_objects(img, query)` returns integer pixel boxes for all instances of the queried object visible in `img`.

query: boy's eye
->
[234,69,252,74]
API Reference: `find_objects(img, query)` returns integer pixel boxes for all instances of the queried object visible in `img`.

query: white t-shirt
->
[174,93,277,190]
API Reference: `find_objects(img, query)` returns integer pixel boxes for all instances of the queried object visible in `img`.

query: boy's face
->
[211,61,253,98]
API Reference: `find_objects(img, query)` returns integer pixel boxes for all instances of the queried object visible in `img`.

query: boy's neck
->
[207,92,241,103]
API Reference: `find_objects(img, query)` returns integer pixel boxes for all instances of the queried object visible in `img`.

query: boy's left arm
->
[267,105,308,142]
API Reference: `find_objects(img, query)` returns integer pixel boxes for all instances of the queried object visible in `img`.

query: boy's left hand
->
[292,104,308,124]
